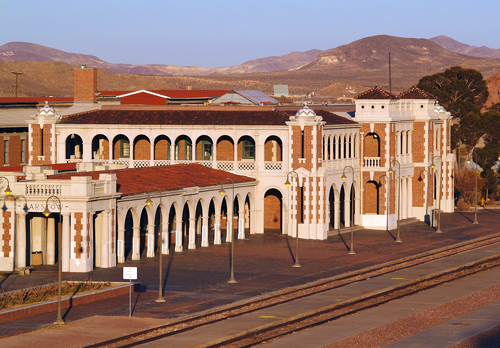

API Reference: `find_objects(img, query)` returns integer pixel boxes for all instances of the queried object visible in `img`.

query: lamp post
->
[419,169,429,225]
[430,156,442,233]
[379,174,389,233]
[341,165,356,254]
[467,152,479,225]
[145,186,166,303]
[220,178,237,283]
[389,159,402,243]
[285,171,301,267]
[43,196,64,325]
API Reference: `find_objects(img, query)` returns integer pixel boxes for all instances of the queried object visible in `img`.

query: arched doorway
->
[264,189,283,233]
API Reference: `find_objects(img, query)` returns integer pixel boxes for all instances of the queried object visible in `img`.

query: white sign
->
[123,267,137,280]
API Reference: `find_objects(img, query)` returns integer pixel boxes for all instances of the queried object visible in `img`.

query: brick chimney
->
[73,65,97,103]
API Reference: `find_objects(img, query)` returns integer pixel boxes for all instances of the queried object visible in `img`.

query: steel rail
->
[85,233,500,348]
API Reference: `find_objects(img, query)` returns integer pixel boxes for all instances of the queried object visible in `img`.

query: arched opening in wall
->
[181,203,190,250]
[365,133,380,158]
[343,135,347,158]
[175,135,193,161]
[233,196,240,239]
[216,136,234,164]
[351,183,356,225]
[124,210,134,260]
[327,136,331,160]
[92,135,109,160]
[220,197,228,242]
[338,135,342,159]
[329,186,336,230]
[333,136,337,160]
[348,135,352,158]
[340,185,346,227]
[195,201,203,248]
[25,213,46,267]
[154,205,162,254]
[139,208,148,257]
[92,212,100,268]
[264,136,283,164]
[365,181,380,214]
[113,135,130,160]
[208,199,216,245]
[154,135,171,161]
[65,134,83,161]
[264,189,283,233]
[168,205,176,252]
[133,135,151,161]
[238,136,256,161]
[196,136,213,162]
[244,195,251,234]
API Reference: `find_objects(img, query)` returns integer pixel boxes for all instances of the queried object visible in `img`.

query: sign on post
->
[123,267,137,317]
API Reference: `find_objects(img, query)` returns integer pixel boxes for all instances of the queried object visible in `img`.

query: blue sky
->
[2,0,499,68]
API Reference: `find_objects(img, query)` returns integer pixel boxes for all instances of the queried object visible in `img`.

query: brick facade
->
[73,67,97,103]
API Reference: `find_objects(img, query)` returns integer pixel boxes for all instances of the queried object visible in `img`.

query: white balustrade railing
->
[364,157,381,168]
[25,183,62,196]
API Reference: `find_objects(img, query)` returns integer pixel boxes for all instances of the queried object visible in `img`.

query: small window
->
[120,138,130,158]
[21,139,25,163]
[4,140,8,164]
[242,140,255,159]
[202,141,212,160]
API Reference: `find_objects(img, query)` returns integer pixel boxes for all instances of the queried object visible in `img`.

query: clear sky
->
[2,0,499,69]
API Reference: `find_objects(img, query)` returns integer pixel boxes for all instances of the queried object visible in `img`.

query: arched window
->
[333,136,337,159]
[348,135,352,158]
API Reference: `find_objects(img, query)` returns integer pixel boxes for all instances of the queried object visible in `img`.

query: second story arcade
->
[27,104,360,178]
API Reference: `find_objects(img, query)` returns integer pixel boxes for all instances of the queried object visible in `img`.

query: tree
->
[417,66,488,120]
[418,67,500,170]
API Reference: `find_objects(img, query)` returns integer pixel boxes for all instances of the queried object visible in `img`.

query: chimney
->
[73,66,97,103]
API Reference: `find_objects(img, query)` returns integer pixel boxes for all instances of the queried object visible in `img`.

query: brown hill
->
[2,35,500,98]
[0,42,323,76]
[430,36,500,59]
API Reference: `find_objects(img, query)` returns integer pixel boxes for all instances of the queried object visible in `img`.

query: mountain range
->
[1,35,500,101]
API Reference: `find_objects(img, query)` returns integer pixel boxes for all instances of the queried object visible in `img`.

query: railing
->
[217,161,234,171]
[65,159,284,172]
[364,157,381,168]
[265,161,282,170]
[25,183,62,196]
[237,161,255,171]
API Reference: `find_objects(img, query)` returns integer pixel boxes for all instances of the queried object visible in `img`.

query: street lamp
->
[418,169,429,225]
[467,152,479,225]
[146,187,166,303]
[285,171,301,267]
[43,196,64,325]
[220,178,237,283]
[431,156,442,233]
[341,165,355,254]
[379,174,389,233]
[388,159,402,243]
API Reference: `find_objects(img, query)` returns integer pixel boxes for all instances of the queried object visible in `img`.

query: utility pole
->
[11,71,23,97]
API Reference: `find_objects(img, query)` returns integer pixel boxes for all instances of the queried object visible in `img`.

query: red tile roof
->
[47,164,256,196]
[355,86,397,100]
[0,97,73,103]
[59,108,357,126]
[99,90,229,99]
[398,87,437,100]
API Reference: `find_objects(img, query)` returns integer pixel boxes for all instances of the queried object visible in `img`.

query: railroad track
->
[86,233,500,348]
